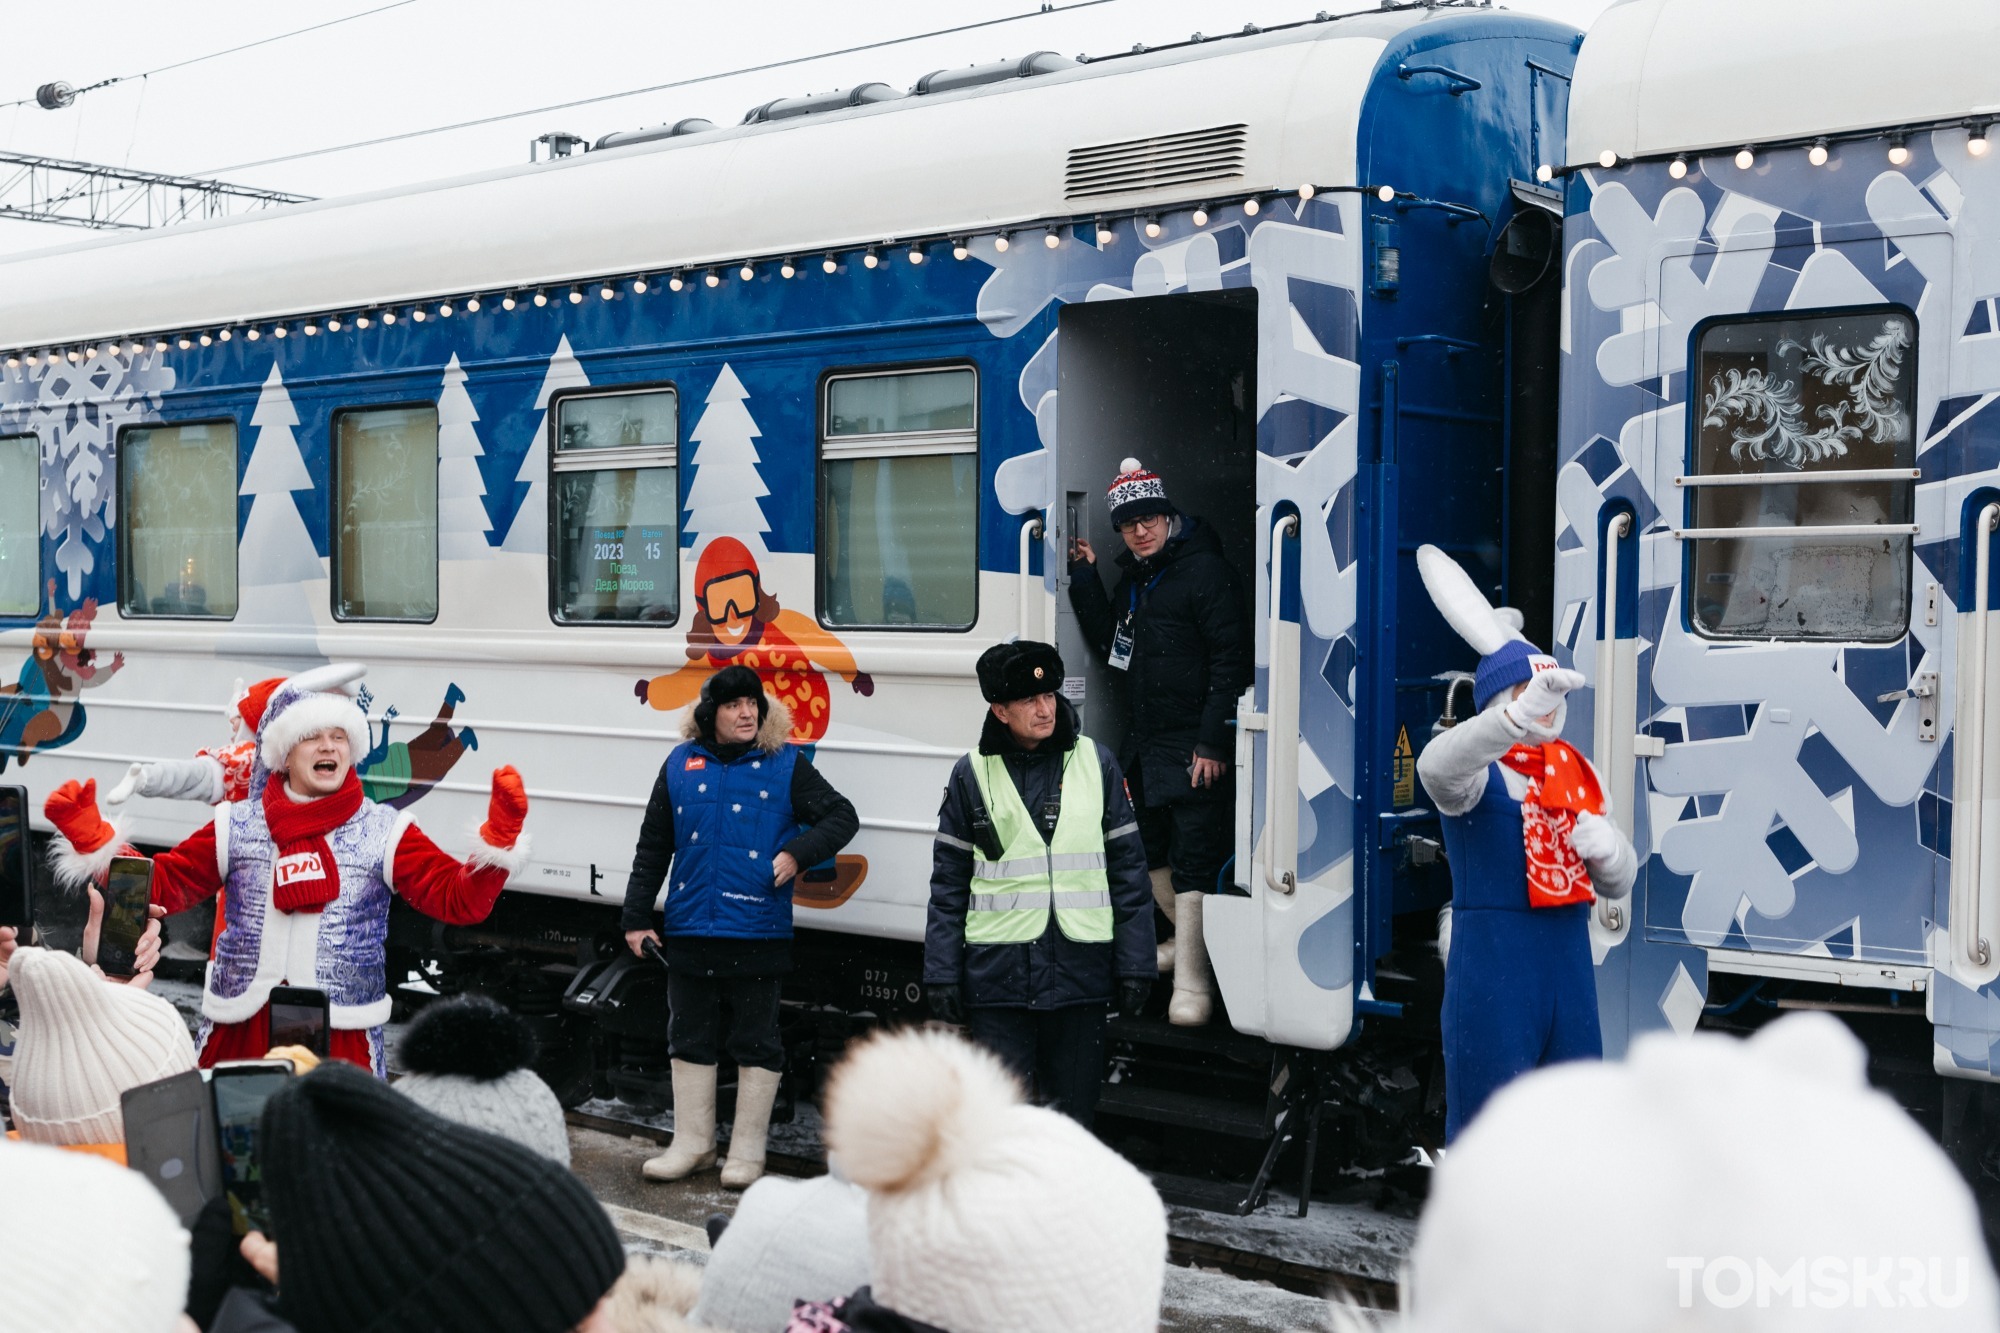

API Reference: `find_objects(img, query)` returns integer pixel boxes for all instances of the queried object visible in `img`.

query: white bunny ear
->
[1416,545,1512,657]
[1494,607,1528,639]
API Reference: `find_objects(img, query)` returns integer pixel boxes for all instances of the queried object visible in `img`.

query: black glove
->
[1118,978,1151,1019]
[926,983,964,1025]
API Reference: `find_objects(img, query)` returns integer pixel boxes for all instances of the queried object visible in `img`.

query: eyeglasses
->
[1115,513,1168,535]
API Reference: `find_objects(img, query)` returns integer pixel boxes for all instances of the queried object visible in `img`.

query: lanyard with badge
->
[1109,568,1167,671]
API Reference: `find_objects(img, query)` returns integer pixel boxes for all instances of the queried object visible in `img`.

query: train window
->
[0,434,37,616]
[819,366,978,629]
[551,387,679,624]
[1685,306,1917,642]
[333,405,438,621]
[118,421,239,619]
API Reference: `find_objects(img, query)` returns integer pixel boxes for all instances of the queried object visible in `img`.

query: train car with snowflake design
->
[1548,0,2000,1210]
[0,5,1578,1182]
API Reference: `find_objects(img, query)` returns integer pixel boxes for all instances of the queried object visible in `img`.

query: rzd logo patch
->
[275,851,327,888]
[685,756,707,771]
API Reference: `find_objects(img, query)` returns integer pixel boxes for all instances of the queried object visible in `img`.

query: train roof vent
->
[593,118,719,151]
[1064,123,1248,202]
[743,82,905,126]
[913,51,1077,96]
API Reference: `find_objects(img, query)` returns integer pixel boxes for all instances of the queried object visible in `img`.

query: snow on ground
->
[1169,1194,1417,1290]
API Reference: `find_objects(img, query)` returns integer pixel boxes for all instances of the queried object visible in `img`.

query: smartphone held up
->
[0,783,33,930]
[96,855,154,979]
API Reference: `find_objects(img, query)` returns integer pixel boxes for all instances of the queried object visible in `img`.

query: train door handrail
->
[1262,513,1301,896]
[1956,502,2000,973]
[1017,514,1043,642]
[1594,511,1633,936]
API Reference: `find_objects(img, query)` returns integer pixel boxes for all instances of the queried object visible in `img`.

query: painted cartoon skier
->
[635,536,873,907]
[357,682,478,809]
[0,582,124,771]
[636,537,874,745]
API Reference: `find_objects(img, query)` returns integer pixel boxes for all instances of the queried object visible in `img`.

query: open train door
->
[1050,288,1363,1051]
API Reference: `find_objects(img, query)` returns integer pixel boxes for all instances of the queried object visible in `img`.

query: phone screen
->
[267,988,330,1058]
[0,784,29,929]
[97,856,153,977]
[214,1065,292,1236]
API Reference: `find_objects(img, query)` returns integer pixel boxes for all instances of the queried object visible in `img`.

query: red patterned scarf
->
[262,770,362,914]
[1500,740,1605,909]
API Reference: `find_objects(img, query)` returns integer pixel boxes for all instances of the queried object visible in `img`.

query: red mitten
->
[46,779,116,854]
[480,766,527,849]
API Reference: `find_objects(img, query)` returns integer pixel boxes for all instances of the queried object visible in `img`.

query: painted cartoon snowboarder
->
[357,682,478,809]
[636,537,873,906]
[1412,545,1636,1140]
[636,537,873,744]
[0,581,124,771]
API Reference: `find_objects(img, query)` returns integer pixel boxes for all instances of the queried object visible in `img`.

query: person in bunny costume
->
[43,663,528,1076]
[1413,546,1636,1140]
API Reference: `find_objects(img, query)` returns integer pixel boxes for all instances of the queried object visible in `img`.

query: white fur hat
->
[7,946,197,1146]
[825,1028,1167,1333]
[1407,1013,2000,1332]
[257,662,369,772]
[0,1137,193,1333]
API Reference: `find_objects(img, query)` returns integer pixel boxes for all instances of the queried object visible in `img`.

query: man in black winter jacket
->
[1068,458,1249,1026]
[925,640,1155,1126]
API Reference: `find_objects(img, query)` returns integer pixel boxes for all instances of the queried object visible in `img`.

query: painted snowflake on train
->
[0,350,173,600]
[1560,134,2000,967]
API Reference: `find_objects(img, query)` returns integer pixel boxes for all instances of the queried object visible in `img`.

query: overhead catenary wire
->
[0,1,421,111]
[197,0,1127,177]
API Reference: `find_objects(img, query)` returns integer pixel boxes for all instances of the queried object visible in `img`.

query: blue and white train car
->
[1553,0,2000,1173]
[0,5,1576,1148]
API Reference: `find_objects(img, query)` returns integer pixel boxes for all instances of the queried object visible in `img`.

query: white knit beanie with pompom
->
[0,1136,192,1333]
[1407,1012,2000,1332]
[825,1027,1167,1333]
[8,946,197,1145]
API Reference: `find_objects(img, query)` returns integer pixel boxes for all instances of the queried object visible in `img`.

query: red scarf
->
[1500,740,1605,909]
[261,771,362,914]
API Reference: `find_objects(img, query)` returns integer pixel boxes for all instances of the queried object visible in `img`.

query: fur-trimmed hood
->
[602,1254,707,1333]
[680,690,793,755]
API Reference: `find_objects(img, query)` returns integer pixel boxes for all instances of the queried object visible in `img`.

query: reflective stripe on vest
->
[965,741,1114,945]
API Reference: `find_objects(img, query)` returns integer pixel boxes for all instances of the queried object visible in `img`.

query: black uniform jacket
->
[925,699,1156,1009]
[1067,514,1250,806]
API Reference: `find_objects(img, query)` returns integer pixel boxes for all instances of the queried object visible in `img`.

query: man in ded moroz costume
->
[1413,546,1636,1140]
[43,664,529,1074]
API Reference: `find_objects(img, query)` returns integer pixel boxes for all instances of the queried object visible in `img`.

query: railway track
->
[564,1105,1403,1311]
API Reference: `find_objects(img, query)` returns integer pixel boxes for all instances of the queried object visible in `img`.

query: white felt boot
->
[1150,867,1177,973]
[642,1061,717,1181]
[1167,891,1214,1026]
[721,1065,783,1190]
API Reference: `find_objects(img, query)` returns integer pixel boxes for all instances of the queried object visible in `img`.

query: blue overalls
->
[1438,760,1601,1140]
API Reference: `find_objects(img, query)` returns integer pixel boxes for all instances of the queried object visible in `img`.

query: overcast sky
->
[0,0,1616,255]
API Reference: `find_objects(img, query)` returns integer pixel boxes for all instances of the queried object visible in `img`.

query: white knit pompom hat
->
[8,946,197,1145]
[0,1137,192,1333]
[825,1027,1167,1333]
[1407,1012,2000,1332]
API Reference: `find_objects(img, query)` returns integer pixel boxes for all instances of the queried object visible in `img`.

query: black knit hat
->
[977,640,1064,703]
[694,664,769,740]
[261,1062,624,1333]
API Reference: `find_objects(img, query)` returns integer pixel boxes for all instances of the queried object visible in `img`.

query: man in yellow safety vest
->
[924,640,1156,1125]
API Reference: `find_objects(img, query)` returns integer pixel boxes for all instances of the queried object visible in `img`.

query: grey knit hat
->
[392,993,570,1164]
[691,1174,872,1332]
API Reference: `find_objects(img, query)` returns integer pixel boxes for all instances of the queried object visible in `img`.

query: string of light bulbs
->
[0,182,1402,374]
[1539,115,1993,181]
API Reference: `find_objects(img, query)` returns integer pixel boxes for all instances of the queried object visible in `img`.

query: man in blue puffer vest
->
[623,665,857,1189]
